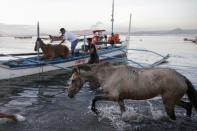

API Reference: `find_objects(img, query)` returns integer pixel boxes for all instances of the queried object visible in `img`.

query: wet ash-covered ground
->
[0,69,197,131]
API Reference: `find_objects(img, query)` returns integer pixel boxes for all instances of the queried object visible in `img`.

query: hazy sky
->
[0,0,197,31]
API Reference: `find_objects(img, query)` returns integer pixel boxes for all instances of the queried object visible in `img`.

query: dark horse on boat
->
[34,38,69,60]
[67,61,197,120]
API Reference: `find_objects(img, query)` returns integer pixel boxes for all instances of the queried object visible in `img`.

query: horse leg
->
[91,95,114,114]
[164,103,176,120]
[118,100,126,114]
[176,100,192,117]
[162,97,176,120]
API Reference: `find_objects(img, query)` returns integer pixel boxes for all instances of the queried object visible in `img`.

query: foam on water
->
[147,100,165,119]
[88,103,151,130]
[86,99,178,130]
[122,107,146,122]
[17,89,39,98]
[15,114,26,122]
[96,104,129,130]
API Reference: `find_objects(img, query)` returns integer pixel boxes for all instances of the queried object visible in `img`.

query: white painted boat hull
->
[0,49,125,80]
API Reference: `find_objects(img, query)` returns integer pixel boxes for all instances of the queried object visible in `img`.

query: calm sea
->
[0,35,197,131]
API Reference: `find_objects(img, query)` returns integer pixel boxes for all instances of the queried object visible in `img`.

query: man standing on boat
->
[87,38,99,64]
[53,28,78,55]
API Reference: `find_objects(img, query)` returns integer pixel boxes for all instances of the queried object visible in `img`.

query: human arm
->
[49,35,63,42]
[59,33,66,45]
[59,39,65,45]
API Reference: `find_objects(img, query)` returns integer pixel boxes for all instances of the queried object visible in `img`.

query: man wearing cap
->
[59,28,78,55]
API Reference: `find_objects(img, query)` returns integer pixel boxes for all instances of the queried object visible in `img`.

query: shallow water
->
[0,35,197,131]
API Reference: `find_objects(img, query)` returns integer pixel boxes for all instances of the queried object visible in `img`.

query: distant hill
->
[0,23,36,37]
[72,28,197,36]
[167,28,186,34]
[121,28,197,35]
[0,23,197,37]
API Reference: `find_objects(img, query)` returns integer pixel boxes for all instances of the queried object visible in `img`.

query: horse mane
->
[78,61,126,72]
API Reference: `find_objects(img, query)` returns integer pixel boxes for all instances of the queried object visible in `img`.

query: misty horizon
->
[1,22,197,37]
[0,0,197,32]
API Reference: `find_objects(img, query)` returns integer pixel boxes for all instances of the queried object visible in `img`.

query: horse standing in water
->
[34,38,69,60]
[67,61,197,120]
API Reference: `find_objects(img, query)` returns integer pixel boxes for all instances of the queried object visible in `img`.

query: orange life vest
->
[108,33,120,43]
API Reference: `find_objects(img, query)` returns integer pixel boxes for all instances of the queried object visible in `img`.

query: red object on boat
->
[108,33,120,43]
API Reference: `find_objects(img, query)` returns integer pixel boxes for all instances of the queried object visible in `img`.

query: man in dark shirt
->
[87,38,99,64]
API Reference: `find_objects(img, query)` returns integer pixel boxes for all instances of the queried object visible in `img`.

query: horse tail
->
[185,77,197,111]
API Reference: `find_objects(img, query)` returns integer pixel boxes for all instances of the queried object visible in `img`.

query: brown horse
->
[34,38,69,60]
[67,61,197,120]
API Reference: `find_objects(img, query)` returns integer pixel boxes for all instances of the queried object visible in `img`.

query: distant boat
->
[14,36,32,39]
[184,38,197,44]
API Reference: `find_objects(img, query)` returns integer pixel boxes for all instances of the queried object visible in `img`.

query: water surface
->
[0,35,197,131]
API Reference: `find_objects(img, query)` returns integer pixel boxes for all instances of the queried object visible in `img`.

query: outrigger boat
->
[14,36,32,39]
[0,0,169,80]
[0,44,127,80]
[0,0,126,80]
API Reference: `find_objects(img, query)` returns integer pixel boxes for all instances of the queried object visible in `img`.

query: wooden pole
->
[37,21,40,60]
[128,13,132,43]
[111,0,114,35]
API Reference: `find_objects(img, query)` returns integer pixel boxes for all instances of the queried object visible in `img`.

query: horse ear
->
[78,64,92,71]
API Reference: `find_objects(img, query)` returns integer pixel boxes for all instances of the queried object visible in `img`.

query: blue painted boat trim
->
[2,46,125,69]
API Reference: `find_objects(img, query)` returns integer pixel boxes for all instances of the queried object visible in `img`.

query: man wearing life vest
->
[108,33,120,45]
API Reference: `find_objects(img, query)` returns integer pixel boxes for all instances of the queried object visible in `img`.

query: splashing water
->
[147,100,165,119]
[88,102,152,130]
[15,114,26,121]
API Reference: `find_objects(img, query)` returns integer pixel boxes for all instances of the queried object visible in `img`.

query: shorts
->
[71,39,78,53]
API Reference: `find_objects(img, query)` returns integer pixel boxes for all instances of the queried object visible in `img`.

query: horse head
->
[67,67,84,98]
[67,64,94,98]
[34,38,43,51]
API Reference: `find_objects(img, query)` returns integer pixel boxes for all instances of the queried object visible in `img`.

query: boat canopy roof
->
[93,30,106,33]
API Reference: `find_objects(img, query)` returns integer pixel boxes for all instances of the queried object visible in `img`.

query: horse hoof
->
[170,116,176,121]
[186,104,192,117]
[94,110,99,115]
[91,107,99,115]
